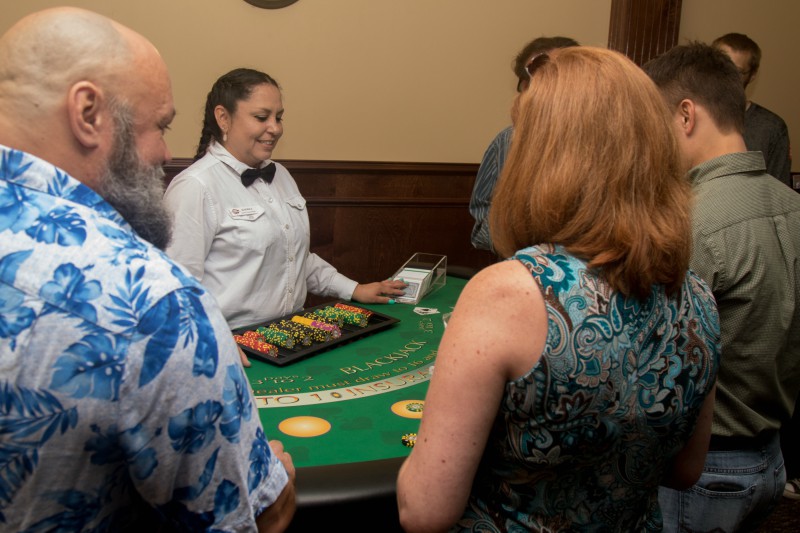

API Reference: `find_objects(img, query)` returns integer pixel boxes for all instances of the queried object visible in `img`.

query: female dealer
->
[164,68,405,340]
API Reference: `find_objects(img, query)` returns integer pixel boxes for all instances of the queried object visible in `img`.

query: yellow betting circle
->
[391,400,425,419]
[278,416,331,438]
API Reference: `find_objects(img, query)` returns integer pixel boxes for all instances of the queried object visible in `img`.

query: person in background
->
[469,36,579,252]
[0,7,294,532]
[164,68,406,341]
[783,397,800,500]
[712,32,793,188]
[397,47,720,532]
[645,42,800,532]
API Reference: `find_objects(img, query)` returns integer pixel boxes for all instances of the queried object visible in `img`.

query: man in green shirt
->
[645,42,800,532]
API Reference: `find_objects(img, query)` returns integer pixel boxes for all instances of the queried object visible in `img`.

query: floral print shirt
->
[455,244,720,532]
[0,145,287,531]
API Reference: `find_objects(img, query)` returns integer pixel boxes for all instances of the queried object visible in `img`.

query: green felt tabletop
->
[244,276,467,468]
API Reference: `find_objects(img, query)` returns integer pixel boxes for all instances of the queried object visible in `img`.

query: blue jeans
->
[659,433,785,533]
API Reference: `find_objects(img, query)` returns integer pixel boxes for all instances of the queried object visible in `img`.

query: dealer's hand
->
[352,279,407,304]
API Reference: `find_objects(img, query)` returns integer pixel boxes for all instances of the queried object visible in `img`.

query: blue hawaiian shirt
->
[0,145,288,532]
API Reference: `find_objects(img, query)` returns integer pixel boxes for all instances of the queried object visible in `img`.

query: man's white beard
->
[98,105,173,250]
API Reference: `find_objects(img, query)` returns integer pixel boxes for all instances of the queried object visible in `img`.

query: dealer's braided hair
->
[194,68,281,161]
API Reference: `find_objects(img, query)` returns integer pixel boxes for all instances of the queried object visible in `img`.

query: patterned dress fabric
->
[0,145,287,531]
[454,244,720,532]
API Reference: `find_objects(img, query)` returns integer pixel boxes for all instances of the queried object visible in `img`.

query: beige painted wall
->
[1,0,610,162]
[680,0,798,171]
[2,1,796,167]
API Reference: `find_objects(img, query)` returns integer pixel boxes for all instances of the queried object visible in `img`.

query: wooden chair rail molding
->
[163,159,497,306]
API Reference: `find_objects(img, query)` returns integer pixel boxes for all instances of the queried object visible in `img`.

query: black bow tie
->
[241,162,276,187]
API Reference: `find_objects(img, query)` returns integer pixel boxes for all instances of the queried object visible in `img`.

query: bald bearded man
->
[0,8,294,532]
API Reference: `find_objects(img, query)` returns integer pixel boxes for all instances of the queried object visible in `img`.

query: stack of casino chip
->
[255,326,296,349]
[242,330,262,341]
[282,318,331,343]
[291,315,342,339]
[334,302,374,320]
[313,305,368,327]
[234,331,279,357]
[401,433,417,448]
[270,320,313,346]
[303,310,343,328]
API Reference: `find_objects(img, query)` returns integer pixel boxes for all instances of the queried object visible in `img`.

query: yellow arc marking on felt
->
[278,416,332,437]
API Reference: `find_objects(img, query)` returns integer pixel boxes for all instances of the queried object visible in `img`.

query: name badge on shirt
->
[229,206,264,221]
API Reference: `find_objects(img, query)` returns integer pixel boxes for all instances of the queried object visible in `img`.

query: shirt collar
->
[0,143,109,211]
[207,141,274,175]
[687,151,767,187]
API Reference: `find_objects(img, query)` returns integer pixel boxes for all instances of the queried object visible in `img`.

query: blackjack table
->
[243,274,468,508]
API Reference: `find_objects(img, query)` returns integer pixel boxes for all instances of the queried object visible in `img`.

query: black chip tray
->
[232,300,400,366]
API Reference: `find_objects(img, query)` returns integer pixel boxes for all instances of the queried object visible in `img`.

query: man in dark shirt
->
[713,32,793,189]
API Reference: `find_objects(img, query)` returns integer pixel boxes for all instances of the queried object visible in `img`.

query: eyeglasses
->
[516,52,551,92]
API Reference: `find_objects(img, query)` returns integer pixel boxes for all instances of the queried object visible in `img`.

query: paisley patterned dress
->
[454,244,720,532]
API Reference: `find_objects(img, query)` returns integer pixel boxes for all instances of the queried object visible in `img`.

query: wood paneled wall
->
[608,0,682,65]
[159,1,691,307]
[163,159,497,305]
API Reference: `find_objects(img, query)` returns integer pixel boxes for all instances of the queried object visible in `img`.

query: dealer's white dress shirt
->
[164,142,356,329]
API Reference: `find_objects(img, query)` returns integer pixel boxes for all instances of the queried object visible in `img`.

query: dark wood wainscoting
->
[163,159,497,305]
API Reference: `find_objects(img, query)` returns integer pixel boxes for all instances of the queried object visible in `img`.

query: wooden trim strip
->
[304,197,469,208]
[164,158,479,179]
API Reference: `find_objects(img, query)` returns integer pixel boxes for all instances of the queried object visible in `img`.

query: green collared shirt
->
[688,152,800,437]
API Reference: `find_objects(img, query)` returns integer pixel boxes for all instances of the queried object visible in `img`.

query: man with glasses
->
[468,36,578,252]
[713,32,793,189]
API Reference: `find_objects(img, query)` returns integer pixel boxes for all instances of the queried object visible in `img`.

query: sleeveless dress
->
[454,244,720,532]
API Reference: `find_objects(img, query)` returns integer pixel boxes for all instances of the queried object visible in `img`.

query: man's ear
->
[677,99,697,136]
[67,81,107,148]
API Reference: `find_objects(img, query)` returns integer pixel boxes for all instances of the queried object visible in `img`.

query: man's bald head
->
[0,8,129,120]
[0,8,175,249]
[0,7,172,186]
